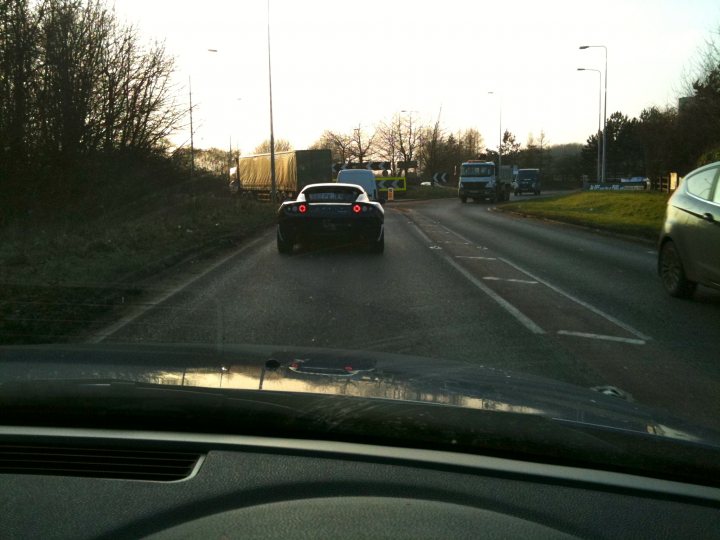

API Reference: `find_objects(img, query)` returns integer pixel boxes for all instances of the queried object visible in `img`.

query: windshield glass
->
[517,170,539,180]
[304,186,361,202]
[2,0,720,484]
[461,165,494,177]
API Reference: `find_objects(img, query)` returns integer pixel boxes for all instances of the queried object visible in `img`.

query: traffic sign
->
[432,172,449,184]
[397,160,418,170]
[333,162,391,173]
[376,177,407,191]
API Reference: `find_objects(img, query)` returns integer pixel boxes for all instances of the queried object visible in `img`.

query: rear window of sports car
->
[304,187,362,202]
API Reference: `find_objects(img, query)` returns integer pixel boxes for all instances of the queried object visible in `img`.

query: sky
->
[112,0,720,154]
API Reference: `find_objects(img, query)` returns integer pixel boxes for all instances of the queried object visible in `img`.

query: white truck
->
[457,160,511,203]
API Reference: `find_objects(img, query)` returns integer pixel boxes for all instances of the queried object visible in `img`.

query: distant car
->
[513,168,541,195]
[277,183,384,254]
[336,169,380,201]
[658,161,720,298]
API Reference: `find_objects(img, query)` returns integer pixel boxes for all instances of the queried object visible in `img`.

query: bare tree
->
[309,130,352,163]
[375,115,401,174]
[397,113,423,176]
[253,138,292,154]
[0,0,39,182]
[458,128,484,159]
[348,124,375,164]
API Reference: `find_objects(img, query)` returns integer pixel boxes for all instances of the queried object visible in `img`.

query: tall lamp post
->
[400,109,418,175]
[580,45,607,182]
[488,92,502,170]
[267,0,277,203]
[577,68,602,183]
[188,76,194,178]
[206,49,243,175]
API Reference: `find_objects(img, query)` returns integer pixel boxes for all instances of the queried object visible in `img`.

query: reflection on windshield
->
[148,363,543,415]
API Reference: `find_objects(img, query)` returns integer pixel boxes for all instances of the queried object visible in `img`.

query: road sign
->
[376,177,407,191]
[432,172,448,184]
[332,162,391,173]
[397,160,418,170]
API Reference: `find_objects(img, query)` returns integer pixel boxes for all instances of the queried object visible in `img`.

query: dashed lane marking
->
[483,277,538,284]
[437,223,652,342]
[557,330,646,346]
[406,216,545,335]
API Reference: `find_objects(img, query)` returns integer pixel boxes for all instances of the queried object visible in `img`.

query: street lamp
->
[399,110,418,174]
[488,92,502,170]
[267,0,277,203]
[580,45,607,182]
[577,68,602,183]
[188,76,194,178]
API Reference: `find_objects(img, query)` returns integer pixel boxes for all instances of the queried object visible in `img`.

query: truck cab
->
[336,169,380,202]
[458,161,510,203]
[513,168,541,196]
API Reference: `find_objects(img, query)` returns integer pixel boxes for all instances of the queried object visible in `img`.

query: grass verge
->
[1,184,276,344]
[498,191,669,240]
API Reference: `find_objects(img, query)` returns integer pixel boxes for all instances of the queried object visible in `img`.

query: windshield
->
[461,165,494,177]
[517,170,539,180]
[2,0,720,485]
[303,186,362,202]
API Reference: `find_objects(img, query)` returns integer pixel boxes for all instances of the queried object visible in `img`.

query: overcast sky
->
[113,0,719,154]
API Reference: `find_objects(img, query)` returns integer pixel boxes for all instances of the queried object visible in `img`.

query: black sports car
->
[277,183,385,253]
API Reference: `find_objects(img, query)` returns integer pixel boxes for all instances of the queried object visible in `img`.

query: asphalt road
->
[96,197,720,431]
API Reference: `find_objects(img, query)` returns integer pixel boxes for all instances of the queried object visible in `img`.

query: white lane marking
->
[444,257,545,334]
[482,276,538,284]
[438,224,652,341]
[557,330,646,346]
[86,234,268,343]
[455,256,497,260]
[408,217,543,334]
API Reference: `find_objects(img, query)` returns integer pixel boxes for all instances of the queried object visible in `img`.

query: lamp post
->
[488,92,502,170]
[577,68,602,183]
[188,76,194,178]
[399,110,418,175]
[267,0,277,203]
[580,45,607,182]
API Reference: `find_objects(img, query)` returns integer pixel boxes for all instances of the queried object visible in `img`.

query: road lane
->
[104,209,569,369]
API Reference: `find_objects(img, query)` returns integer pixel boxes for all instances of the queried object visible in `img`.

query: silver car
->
[658,161,720,298]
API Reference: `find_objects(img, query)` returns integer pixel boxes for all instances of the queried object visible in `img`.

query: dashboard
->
[1,426,719,539]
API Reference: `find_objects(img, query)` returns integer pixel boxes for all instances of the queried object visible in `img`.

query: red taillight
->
[344,365,354,372]
[352,204,362,214]
[290,362,300,369]
[298,204,307,213]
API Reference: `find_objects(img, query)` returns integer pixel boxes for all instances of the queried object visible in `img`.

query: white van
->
[336,169,380,201]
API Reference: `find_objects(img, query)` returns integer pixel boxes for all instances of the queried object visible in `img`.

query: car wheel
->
[659,241,696,298]
[277,229,293,254]
[369,231,384,254]
[460,196,467,203]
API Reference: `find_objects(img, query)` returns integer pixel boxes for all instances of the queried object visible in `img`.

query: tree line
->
[0,0,181,215]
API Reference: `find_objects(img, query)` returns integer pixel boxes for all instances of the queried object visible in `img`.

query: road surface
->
[95,198,720,431]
